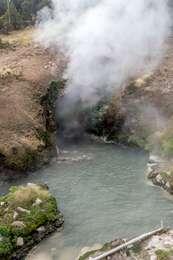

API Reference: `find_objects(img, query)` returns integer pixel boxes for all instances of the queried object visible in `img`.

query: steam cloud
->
[37,0,170,105]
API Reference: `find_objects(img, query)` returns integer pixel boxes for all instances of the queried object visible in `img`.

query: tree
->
[0,1,22,30]
[0,0,51,31]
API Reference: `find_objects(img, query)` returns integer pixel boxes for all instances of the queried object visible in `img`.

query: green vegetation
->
[41,79,65,132]
[127,134,148,149]
[0,184,61,257]
[43,80,65,111]
[84,100,109,136]
[0,0,50,31]
[6,148,38,171]
[155,249,173,260]
[36,129,51,148]
[161,136,173,157]
[84,97,124,139]
[151,127,173,157]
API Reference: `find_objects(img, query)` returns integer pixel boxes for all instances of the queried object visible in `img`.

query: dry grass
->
[0,66,22,80]
[8,185,50,208]
[0,27,34,47]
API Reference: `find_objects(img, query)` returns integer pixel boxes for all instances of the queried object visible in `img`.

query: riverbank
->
[78,229,173,260]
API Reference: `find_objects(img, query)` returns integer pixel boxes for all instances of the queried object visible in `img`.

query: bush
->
[0,0,51,31]
[0,237,13,256]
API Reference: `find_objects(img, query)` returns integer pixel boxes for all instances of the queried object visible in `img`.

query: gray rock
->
[37,226,45,233]
[17,207,30,214]
[4,207,9,212]
[13,211,18,220]
[33,198,42,206]
[16,237,24,247]
[27,183,37,187]
[156,174,162,183]
[11,221,26,228]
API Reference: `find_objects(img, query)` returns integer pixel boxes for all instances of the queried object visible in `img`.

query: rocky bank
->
[0,183,64,259]
[78,229,173,260]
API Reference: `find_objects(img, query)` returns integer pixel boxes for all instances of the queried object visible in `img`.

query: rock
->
[13,211,18,220]
[16,237,24,247]
[0,202,5,206]
[11,221,26,228]
[4,207,9,212]
[27,183,37,188]
[111,239,122,247]
[149,155,161,164]
[33,198,42,206]
[17,207,30,214]
[78,244,103,259]
[37,226,45,233]
[166,182,171,189]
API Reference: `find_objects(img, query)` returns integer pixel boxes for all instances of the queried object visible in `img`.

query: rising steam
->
[36,0,170,105]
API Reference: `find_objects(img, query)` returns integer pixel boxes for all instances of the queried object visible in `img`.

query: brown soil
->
[0,27,62,171]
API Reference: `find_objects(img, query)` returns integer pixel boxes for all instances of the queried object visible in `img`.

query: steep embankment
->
[0,28,63,172]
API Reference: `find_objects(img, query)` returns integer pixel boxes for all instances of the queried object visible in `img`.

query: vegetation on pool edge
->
[0,184,60,257]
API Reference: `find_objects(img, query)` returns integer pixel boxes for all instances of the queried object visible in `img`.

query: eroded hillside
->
[0,28,62,171]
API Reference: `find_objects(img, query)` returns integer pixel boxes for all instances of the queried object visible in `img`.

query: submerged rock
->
[0,183,64,259]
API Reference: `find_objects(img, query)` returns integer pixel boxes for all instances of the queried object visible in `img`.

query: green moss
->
[160,172,169,180]
[0,226,11,237]
[36,129,51,147]
[79,250,99,260]
[79,242,115,260]
[127,135,147,149]
[161,137,173,157]
[6,148,38,171]
[84,102,107,136]
[130,243,142,254]
[0,237,13,256]
[41,79,65,110]
[0,184,61,257]
[155,249,173,260]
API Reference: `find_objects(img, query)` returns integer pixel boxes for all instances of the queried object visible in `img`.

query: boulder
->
[37,226,46,233]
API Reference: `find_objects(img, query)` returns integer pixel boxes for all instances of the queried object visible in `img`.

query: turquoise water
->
[1,142,173,259]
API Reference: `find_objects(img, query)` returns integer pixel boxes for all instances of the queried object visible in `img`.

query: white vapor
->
[36,0,170,105]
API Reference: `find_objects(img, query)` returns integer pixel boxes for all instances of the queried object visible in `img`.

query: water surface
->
[0,142,173,260]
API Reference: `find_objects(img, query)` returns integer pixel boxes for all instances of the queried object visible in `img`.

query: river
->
[0,142,173,260]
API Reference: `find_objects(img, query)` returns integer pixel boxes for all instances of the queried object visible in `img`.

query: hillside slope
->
[0,28,61,171]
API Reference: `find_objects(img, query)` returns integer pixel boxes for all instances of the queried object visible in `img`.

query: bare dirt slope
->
[124,36,173,117]
[0,28,61,171]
